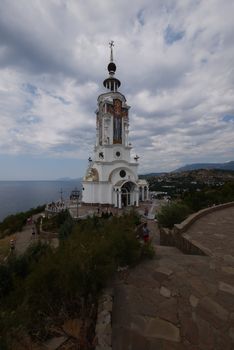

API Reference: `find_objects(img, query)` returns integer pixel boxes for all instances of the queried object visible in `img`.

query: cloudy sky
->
[0,0,233,180]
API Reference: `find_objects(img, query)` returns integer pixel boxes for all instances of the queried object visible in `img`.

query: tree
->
[157,202,191,228]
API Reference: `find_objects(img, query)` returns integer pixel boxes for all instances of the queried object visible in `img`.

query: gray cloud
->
[0,0,233,175]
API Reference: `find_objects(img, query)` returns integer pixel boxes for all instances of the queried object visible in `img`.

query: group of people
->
[97,207,113,219]
[47,201,66,212]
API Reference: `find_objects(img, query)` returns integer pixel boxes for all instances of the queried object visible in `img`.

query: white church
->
[82,42,149,209]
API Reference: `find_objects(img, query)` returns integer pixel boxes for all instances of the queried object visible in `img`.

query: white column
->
[92,184,95,203]
[125,127,129,146]
[146,187,149,201]
[136,190,139,207]
[141,187,145,201]
[118,191,122,209]
[114,190,118,207]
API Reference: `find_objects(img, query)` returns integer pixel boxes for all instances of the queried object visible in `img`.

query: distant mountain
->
[174,161,234,172]
[139,172,167,178]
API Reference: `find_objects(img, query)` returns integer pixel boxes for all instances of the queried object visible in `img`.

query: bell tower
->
[95,41,130,154]
[82,42,149,207]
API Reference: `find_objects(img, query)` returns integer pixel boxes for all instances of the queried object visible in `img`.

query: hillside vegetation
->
[157,181,234,228]
[175,160,234,172]
[0,205,45,238]
[0,211,153,349]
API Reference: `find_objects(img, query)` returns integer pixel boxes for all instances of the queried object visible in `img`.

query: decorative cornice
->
[95,160,138,166]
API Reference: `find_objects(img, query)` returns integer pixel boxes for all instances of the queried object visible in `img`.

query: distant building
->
[82,42,149,208]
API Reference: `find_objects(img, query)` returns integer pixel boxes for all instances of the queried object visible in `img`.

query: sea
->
[0,180,81,222]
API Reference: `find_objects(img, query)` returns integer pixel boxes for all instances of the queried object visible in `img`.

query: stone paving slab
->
[184,206,234,261]
[112,255,234,349]
[112,218,234,350]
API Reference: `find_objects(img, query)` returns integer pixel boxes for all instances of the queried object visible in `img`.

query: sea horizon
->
[0,180,81,222]
[0,178,81,182]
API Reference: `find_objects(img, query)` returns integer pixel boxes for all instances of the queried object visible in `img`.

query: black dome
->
[108,62,116,73]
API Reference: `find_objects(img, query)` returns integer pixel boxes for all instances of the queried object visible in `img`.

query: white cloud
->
[0,0,233,176]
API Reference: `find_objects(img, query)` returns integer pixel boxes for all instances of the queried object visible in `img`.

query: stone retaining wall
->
[159,227,175,246]
[95,288,113,350]
[160,202,234,256]
[160,225,209,256]
[174,201,234,234]
[174,231,207,255]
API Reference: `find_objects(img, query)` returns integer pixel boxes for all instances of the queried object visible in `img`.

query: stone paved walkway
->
[185,206,234,260]
[14,213,59,256]
[112,207,234,349]
[15,214,41,255]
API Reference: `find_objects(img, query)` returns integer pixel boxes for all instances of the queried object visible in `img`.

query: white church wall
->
[82,181,112,204]
[109,166,137,185]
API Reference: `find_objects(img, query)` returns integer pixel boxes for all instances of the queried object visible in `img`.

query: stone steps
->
[154,245,184,256]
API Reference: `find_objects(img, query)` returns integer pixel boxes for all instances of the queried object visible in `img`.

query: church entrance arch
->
[114,180,138,208]
[121,181,135,207]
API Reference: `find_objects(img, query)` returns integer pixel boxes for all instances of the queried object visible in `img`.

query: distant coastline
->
[0,180,81,222]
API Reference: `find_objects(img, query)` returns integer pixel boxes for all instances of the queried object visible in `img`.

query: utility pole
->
[59,188,63,202]
[76,190,80,219]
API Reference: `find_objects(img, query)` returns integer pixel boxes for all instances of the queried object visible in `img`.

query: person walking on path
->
[10,238,15,252]
[142,222,150,243]
[31,227,36,239]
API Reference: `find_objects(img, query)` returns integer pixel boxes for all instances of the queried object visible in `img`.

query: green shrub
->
[8,242,51,280]
[0,337,8,350]
[182,181,234,212]
[0,213,154,345]
[59,212,74,240]
[157,202,191,228]
[0,265,13,298]
[183,191,212,212]
[42,210,70,233]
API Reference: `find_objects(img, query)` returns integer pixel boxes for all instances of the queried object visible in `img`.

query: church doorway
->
[121,181,135,207]
[114,180,138,208]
